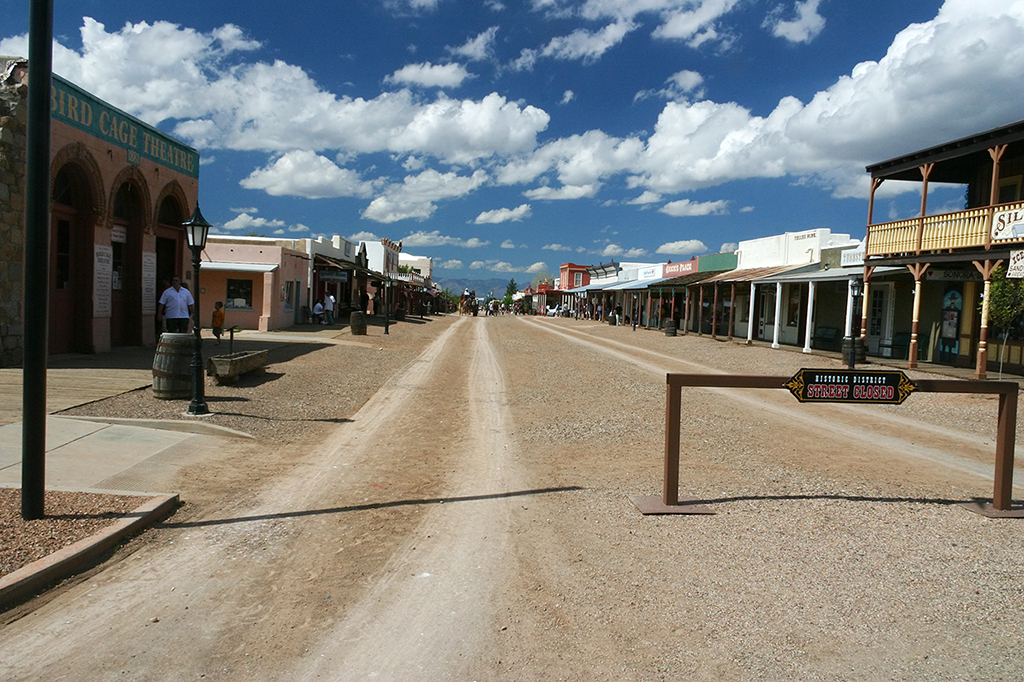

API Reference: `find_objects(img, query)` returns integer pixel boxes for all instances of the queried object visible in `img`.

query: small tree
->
[980,265,1024,377]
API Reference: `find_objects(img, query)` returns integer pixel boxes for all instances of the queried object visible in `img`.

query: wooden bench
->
[811,326,841,351]
[879,331,912,359]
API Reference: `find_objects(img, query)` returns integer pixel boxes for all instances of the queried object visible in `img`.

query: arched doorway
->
[50,164,94,355]
[110,182,144,347]
[155,195,186,337]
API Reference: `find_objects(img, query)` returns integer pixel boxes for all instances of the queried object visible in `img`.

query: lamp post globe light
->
[184,205,211,416]
[848,279,863,370]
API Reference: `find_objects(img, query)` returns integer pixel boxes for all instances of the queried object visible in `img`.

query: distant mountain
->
[433,277,517,298]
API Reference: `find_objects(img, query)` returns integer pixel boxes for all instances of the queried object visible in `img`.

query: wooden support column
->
[728,283,736,340]
[866,177,884,256]
[697,286,704,336]
[973,259,1003,380]
[866,177,883,226]
[746,283,756,345]
[711,283,719,339]
[803,280,815,354]
[986,145,1007,250]
[772,282,783,349]
[682,287,690,334]
[858,266,875,345]
[916,163,934,255]
[907,263,930,368]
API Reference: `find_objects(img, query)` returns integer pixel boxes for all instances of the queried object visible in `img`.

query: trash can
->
[664,319,677,337]
[350,311,367,336]
[152,332,194,399]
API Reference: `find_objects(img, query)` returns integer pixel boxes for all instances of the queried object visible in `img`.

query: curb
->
[56,416,254,439]
[0,493,180,610]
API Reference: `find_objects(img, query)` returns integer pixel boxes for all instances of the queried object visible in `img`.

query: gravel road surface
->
[1,314,1022,681]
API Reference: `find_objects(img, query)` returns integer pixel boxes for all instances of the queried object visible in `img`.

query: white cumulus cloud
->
[385,61,474,88]
[657,239,708,255]
[474,204,533,223]
[766,0,826,44]
[659,199,730,217]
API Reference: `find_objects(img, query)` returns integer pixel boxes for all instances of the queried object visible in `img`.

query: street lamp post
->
[848,279,862,370]
[184,205,211,416]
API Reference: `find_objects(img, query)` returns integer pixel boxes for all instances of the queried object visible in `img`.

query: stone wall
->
[0,58,26,367]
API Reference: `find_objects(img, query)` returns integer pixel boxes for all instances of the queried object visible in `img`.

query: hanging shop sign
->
[785,368,917,405]
[1007,250,1024,278]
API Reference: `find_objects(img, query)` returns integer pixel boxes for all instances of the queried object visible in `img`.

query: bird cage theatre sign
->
[632,369,1021,518]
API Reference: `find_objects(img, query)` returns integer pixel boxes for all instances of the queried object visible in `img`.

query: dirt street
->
[2,315,1023,680]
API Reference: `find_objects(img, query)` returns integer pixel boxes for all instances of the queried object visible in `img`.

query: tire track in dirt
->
[297,317,524,680]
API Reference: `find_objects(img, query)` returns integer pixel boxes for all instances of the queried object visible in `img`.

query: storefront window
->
[226,279,254,309]
[284,281,294,311]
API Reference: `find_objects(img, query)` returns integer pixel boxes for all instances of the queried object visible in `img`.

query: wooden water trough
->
[206,349,268,385]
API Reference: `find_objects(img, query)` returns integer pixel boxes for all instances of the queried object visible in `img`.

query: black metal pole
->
[22,0,54,520]
[187,248,209,415]
[384,282,390,335]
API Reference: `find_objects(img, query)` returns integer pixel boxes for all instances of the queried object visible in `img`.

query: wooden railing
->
[866,201,1024,257]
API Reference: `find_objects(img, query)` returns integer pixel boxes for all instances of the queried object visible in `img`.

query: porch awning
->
[199,261,278,273]
[700,263,814,283]
[760,265,903,284]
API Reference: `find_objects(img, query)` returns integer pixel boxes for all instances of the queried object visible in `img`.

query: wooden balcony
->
[866,200,1024,258]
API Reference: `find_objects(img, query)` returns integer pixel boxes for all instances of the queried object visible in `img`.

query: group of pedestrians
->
[312,292,336,324]
[156,275,226,344]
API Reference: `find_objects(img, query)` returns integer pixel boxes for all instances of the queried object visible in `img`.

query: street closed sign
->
[785,368,917,405]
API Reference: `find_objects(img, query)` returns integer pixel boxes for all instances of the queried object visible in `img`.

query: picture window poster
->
[941,289,962,340]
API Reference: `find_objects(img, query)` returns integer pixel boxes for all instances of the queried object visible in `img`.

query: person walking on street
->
[325,292,336,325]
[158,275,194,333]
[211,301,225,344]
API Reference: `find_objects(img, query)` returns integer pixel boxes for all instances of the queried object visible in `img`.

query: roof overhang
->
[200,261,278,273]
[867,119,1024,183]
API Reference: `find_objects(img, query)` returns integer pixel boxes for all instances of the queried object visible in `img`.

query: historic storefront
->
[1,59,199,362]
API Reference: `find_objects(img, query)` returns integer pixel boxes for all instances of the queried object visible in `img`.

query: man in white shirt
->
[157,276,194,333]
[325,292,336,325]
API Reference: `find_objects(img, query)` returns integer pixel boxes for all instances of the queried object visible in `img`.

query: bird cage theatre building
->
[0,58,200,364]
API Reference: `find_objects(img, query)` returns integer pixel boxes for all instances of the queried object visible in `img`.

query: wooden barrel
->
[350,311,367,336]
[152,333,194,399]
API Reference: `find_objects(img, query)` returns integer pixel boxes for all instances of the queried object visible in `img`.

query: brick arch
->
[50,142,105,220]
[153,180,190,228]
[107,165,153,233]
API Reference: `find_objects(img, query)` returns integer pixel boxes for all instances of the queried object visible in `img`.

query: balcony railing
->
[866,201,1024,257]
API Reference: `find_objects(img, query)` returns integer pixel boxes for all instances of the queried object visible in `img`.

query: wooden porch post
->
[772,282,783,349]
[974,259,1004,380]
[986,145,1007,250]
[867,177,883,226]
[859,267,873,341]
[728,283,736,340]
[711,283,719,339]
[697,286,704,336]
[907,263,930,368]
[684,284,692,331]
[746,282,756,345]
[803,280,815,354]
[916,163,934,255]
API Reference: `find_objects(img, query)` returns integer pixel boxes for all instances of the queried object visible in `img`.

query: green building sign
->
[50,74,199,179]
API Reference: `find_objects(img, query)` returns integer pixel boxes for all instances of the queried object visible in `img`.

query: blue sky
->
[4,0,1024,280]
